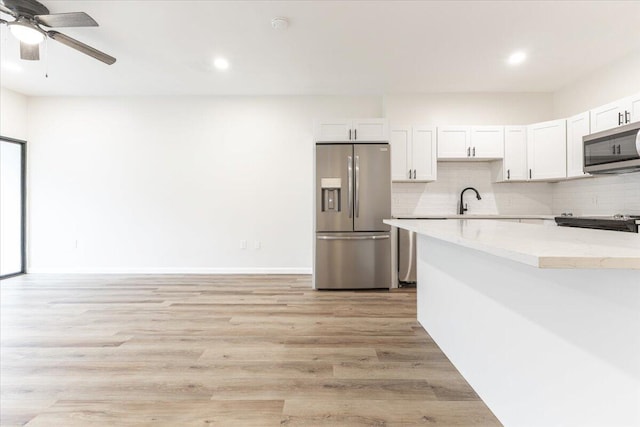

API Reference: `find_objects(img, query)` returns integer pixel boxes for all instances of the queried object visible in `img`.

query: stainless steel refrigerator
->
[314,143,391,289]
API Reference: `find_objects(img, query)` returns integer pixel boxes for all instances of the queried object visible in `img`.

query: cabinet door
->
[412,126,437,181]
[314,119,352,141]
[437,126,470,159]
[503,126,528,181]
[471,126,504,159]
[527,119,567,180]
[628,93,640,123]
[590,100,626,133]
[390,127,411,181]
[353,119,389,141]
[566,112,591,178]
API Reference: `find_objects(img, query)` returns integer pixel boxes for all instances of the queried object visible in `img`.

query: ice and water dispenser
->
[321,178,342,212]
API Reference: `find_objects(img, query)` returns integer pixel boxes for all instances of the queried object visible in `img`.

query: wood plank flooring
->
[0,274,501,426]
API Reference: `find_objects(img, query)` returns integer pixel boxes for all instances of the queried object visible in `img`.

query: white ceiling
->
[1,0,640,96]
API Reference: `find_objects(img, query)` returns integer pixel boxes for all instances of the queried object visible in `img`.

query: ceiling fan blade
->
[20,41,39,60]
[0,3,16,17]
[35,12,98,28]
[47,30,116,65]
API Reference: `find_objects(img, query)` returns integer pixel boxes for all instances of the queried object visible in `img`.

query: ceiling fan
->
[0,0,116,65]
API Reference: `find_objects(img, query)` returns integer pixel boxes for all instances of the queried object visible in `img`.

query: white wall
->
[26,95,381,273]
[553,50,640,118]
[384,92,554,125]
[0,87,28,140]
[385,93,556,216]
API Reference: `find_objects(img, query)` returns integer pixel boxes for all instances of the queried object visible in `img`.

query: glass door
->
[0,137,26,279]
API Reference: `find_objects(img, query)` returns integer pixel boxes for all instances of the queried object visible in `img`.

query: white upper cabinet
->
[412,126,437,181]
[313,119,388,142]
[566,112,591,178]
[437,126,470,159]
[352,119,389,141]
[501,126,528,181]
[390,125,437,182]
[527,119,567,180]
[590,93,640,133]
[471,126,504,158]
[438,126,503,160]
[390,127,411,181]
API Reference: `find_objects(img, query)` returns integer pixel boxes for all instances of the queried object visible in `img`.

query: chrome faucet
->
[459,187,482,215]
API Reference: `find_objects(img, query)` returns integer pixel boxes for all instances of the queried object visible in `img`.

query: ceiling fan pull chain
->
[45,37,49,78]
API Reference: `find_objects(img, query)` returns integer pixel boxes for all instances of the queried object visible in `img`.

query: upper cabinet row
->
[313,93,640,183]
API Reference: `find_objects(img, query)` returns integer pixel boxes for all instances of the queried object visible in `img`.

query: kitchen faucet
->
[459,187,482,215]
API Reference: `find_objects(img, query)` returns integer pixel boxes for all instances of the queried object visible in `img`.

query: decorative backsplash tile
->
[392,163,640,216]
[552,173,640,215]
[392,162,554,216]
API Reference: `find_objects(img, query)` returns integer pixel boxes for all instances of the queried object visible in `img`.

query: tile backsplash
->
[552,173,640,215]
[392,162,554,216]
[392,163,640,216]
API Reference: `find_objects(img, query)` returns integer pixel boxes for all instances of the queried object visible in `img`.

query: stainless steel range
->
[555,214,640,233]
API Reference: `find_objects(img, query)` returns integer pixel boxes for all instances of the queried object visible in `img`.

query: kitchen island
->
[384,219,640,427]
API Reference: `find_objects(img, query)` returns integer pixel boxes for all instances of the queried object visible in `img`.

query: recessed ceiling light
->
[1,61,22,73]
[213,57,229,70]
[507,51,527,66]
[271,17,289,30]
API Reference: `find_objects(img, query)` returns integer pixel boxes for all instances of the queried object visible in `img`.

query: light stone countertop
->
[384,219,640,270]
[392,214,556,220]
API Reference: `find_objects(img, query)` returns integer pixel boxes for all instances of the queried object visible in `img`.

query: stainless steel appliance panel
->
[316,144,354,232]
[583,121,640,174]
[398,228,417,283]
[315,232,391,289]
[353,144,391,232]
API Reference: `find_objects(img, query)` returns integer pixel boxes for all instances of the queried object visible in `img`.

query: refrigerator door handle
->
[317,235,390,241]
[355,155,360,218]
[347,155,353,218]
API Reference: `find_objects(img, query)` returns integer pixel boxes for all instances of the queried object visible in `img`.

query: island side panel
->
[416,234,640,427]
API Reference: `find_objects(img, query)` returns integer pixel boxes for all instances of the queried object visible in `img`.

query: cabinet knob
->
[625,110,631,124]
[354,129,357,140]
[467,147,471,157]
[507,169,510,180]
[529,169,532,179]
[472,147,476,157]
[349,129,352,140]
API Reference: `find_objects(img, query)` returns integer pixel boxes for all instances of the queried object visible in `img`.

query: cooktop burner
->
[554,214,640,233]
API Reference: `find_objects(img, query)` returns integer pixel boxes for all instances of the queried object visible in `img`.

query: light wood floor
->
[0,274,500,426]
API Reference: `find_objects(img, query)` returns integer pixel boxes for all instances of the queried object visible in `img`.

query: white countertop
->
[392,214,556,220]
[384,219,640,270]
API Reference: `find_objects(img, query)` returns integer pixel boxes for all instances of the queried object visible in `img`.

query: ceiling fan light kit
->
[9,20,44,44]
[0,0,116,64]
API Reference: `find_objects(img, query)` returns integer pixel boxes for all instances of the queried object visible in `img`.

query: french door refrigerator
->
[314,143,391,289]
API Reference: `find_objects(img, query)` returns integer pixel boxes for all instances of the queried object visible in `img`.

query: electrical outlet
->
[240,240,247,250]
[254,240,261,250]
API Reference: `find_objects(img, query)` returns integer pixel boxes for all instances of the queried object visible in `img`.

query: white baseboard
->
[26,267,312,275]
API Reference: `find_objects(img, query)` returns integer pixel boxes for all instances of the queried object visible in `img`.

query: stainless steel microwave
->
[583,121,640,174]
